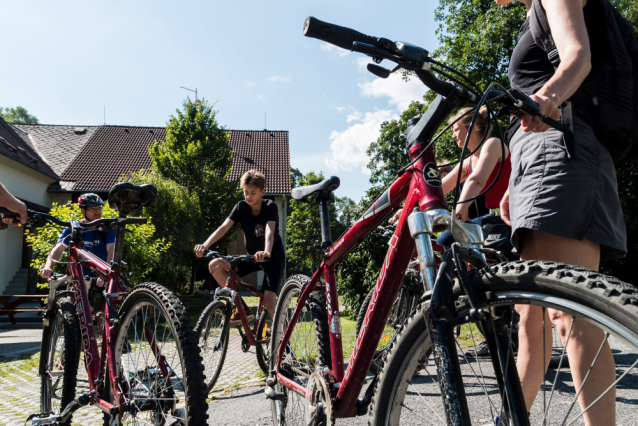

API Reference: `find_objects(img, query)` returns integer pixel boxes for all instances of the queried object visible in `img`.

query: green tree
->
[123,169,205,292]
[149,98,241,246]
[26,202,168,287]
[0,106,39,124]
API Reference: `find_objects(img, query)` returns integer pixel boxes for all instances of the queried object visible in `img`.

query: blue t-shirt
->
[57,223,116,275]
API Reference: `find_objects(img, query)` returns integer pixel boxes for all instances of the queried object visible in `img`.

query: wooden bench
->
[0,295,46,325]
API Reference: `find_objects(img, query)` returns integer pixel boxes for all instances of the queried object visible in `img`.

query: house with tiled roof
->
[0,120,291,294]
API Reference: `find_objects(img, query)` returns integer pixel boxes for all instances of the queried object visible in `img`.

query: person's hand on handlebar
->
[254,251,270,262]
[194,244,209,258]
[1,200,28,226]
[40,268,53,279]
[521,92,561,133]
[389,209,403,224]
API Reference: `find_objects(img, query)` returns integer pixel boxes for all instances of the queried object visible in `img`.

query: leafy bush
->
[26,202,169,288]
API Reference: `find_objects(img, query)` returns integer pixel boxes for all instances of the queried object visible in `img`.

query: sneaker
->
[229,307,254,325]
[465,342,491,359]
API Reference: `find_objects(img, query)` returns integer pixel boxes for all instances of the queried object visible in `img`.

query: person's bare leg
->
[209,258,231,287]
[263,290,277,319]
[517,230,615,424]
[516,304,552,409]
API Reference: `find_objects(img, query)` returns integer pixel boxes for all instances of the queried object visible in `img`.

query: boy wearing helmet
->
[40,193,115,286]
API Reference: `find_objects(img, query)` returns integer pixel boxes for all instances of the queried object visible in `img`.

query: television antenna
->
[180,86,198,101]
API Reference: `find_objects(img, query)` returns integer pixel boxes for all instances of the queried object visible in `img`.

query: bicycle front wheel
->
[194,299,230,393]
[269,275,331,426]
[106,282,208,426]
[255,309,272,374]
[369,261,638,426]
[40,298,81,426]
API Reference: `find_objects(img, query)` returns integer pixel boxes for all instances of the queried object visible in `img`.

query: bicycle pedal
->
[29,414,58,425]
[264,386,286,401]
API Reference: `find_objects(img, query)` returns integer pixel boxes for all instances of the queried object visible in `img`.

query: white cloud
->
[325,109,396,173]
[246,81,256,88]
[356,57,370,70]
[270,76,291,82]
[346,109,362,123]
[321,43,350,58]
[359,73,426,111]
[257,94,264,101]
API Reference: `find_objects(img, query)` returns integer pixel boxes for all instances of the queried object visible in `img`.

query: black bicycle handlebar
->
[303,16,380,52]
[305,17,568,133]
[204,251,270,263]
[0,208,149,229]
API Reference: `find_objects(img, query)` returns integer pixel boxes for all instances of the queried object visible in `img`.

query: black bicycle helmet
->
[78,193,105,208]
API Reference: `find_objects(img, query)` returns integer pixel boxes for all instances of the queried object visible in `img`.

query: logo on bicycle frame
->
[422,163,442,187]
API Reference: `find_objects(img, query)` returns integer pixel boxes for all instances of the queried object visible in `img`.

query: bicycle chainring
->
[306,372,334,426]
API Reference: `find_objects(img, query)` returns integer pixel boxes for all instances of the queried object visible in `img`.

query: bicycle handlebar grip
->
[303,16,379,52]
[0,207,19,217]
[124,217,148,225]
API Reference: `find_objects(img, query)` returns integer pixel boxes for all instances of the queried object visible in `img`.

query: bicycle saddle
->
[291,176,340,203]
[107,182,158,215]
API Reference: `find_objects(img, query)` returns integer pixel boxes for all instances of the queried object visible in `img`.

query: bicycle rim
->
[111,284,207,425]
[195,300,229,393]
[270,276,330,426]
[370,262,638,426]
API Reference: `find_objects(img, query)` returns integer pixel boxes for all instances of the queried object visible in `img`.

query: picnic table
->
[0,295,46,325]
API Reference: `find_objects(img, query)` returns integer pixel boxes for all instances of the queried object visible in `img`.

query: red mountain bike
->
[194,251,272,393]
[265,17,638,426]
[14,183,208,426]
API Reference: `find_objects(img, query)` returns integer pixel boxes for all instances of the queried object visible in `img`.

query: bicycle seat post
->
[111,213,127,268]
[319,199,332,250]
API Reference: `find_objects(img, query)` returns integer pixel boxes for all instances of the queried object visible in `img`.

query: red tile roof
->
[59,126,291,194]
[0,118,59,180]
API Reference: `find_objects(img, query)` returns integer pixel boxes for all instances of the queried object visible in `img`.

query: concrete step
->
[2,267,34,296]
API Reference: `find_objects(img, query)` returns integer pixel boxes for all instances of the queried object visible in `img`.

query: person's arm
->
[0,183,27,225]
[41,243,67,278]
[523,0,591,133]
[106,243,115,264]
[194,219,235,257]
[441,162,467,196]
[255,221,276,262]
[455,138,503,221]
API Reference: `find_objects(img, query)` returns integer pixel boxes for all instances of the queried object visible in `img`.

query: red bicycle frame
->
[63,223,172,418]
[221,269,267,347]
[275,141,447,418]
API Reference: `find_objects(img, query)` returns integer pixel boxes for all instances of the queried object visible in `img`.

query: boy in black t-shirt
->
[195,170,284,324]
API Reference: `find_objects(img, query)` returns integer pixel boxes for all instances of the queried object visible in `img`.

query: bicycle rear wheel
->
[355,285,411,374]
[369,261,638,425]
[40,298,81,426]
[269,275,331,426]
[194,299,230,393]
[106,282,208,426]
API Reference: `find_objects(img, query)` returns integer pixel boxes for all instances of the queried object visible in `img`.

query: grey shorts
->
[509,114,627,260]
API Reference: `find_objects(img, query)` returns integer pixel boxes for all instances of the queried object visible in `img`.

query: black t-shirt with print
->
[228,199,285,265]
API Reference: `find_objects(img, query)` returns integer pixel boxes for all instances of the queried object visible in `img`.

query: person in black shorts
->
[195,170,285,324]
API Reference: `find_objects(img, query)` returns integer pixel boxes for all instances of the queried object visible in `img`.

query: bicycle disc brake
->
[306,372,333,426]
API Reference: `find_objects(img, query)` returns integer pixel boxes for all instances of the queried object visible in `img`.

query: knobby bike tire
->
[355,286,411,375]
[194,299,230,393]
[104,282,208,426]
[269,274,331,426]
[369,261,638,425]
[40,298,81,426]
[256,309,272,374]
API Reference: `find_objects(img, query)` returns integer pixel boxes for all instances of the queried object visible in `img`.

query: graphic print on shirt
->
[255,224,264,237]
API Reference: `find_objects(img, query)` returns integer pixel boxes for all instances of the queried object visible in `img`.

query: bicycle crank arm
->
[32,392,91,425]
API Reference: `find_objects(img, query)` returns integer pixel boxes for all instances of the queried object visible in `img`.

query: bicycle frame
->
[217,269,267,347]
[39,218,172,418]
[273,93,513,420]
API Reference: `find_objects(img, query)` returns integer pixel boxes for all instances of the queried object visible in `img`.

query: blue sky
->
[1,0,440,202]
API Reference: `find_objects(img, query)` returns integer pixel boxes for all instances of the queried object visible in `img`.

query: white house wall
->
[0,155,57,293]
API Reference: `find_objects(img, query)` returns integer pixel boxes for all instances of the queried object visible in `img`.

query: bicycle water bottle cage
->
[291,176,340,204]
[107,182,158,216]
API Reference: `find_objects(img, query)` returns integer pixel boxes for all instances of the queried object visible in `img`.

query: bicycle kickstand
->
[27,392,90,425]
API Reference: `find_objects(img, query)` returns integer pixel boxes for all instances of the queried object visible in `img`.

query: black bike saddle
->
[291,176,340,203]
[107,182,157,215]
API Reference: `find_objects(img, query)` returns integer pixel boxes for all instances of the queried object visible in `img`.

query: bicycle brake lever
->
[508,89,568,132]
